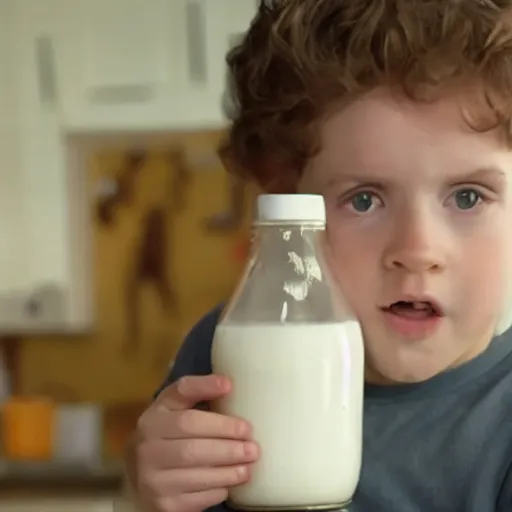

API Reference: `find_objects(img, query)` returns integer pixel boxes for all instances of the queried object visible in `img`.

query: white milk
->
[211,322,364,510]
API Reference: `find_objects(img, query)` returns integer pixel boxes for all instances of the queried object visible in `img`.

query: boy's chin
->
[365,356,449,385]
[364,331,494,385]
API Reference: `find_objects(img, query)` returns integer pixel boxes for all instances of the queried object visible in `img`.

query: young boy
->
[125,1,512,511]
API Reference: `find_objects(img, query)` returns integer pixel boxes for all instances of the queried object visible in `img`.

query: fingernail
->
[217,376,230,392]
[235,420,250,438]
[236,465,249,479]
[244,442,259,459]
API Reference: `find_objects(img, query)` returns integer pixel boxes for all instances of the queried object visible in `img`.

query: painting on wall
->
[95,148,192,356]
[18,131,256,406]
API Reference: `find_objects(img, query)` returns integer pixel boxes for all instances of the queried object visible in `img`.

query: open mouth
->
[383,300,443,320]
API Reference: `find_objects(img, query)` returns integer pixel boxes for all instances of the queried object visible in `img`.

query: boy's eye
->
[349,191,379,213]
[453,188,481,210]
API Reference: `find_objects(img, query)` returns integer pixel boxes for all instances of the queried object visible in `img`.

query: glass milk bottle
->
[211,194,365,511]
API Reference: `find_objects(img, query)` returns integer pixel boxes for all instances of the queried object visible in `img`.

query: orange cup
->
[1,397,56,460]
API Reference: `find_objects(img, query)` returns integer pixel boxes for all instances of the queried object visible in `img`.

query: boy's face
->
[299,88,512,384]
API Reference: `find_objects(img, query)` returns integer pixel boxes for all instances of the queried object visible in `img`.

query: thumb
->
[155,374,231,411]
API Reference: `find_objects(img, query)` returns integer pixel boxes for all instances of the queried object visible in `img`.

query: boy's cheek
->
[327,250,374,316]
[467,233,512,334]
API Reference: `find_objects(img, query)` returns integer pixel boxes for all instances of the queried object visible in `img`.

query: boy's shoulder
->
[361,337,512,512]
[158,309,512,511]
[154,305,222,395]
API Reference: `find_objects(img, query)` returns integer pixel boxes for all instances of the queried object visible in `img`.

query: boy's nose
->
[383,215,446,274]
[384,250,443,273]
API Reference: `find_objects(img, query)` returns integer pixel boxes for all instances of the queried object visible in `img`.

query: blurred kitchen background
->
[0,0,259,509]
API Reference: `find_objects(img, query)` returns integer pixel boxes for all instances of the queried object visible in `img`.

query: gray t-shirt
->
[156,305,512,512]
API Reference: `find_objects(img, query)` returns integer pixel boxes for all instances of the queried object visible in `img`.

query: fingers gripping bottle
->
[211,194,365,511]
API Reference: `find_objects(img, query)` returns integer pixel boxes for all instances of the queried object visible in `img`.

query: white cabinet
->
[0,1,93,333]
[171,0,231,130]
[225,0,259,38]
[51,0,233,132]
[0,2,25,294]
[170,0,259,129]
[33,0,259,132]
[0,0,264,333]
[54,0,183,131]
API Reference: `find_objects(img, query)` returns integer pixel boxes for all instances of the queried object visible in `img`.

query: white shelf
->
[0,459,123,482]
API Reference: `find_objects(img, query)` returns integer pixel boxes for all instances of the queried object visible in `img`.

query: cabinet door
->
[2,0,93,332]
[54,0,259,132]
[0,2,26,293]
[54,0,188,131]
[225,0,259,36]
[170,0,228,130]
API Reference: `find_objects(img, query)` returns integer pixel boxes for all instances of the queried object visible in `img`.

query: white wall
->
[0,3,26,291]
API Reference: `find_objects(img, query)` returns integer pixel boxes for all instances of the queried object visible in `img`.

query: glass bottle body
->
[211,223,364,511]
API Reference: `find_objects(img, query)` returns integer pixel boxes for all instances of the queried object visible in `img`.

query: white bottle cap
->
[256,194,326,223]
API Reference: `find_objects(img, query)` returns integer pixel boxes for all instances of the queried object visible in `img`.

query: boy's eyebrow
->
[325,166,507,188]
[461,166,506,182]
[325,173,390,189]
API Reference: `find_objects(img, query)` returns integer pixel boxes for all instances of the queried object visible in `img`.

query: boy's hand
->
[125,375,258,512]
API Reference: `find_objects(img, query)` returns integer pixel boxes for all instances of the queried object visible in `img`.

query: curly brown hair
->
[219,0,512,192]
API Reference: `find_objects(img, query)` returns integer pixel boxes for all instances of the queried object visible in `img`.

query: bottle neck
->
[253,223,325,262]
[222,221,339,323]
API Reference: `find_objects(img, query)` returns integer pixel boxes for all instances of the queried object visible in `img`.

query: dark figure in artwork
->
[123,147,190,355]
[96,150,146,226]
[125,208,178,354]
